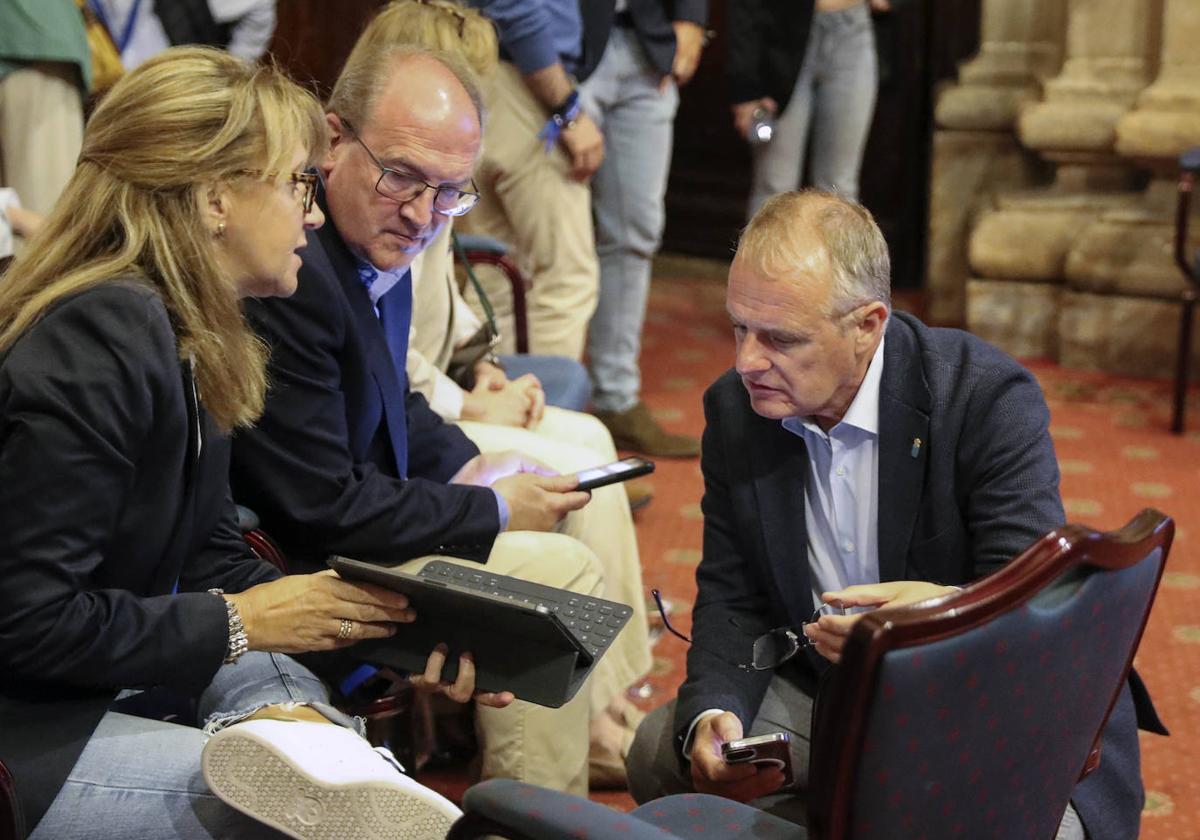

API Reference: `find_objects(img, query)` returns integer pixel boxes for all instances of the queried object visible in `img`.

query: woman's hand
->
[225,570,416,653]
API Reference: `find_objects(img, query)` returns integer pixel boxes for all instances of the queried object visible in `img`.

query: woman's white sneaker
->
[201,719,461,839]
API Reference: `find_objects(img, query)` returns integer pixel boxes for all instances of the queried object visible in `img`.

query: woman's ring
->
[337,618,354,640]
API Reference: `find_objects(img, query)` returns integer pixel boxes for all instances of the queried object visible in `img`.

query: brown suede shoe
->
[595,401,700,458]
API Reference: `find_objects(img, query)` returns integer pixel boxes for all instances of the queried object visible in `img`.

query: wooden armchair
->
[807,509,1173,839]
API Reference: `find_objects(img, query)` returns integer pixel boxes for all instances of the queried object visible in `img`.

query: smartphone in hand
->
[574,456,654,492]
[721,732,794,786]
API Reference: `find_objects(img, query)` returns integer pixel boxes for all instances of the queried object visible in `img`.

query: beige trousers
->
[396,530,601,795]
[457,63,598,361]
[0,62,84,216]
[458,408,652,713]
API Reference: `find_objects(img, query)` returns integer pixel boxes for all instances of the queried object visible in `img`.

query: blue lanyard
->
[88,0,144,54]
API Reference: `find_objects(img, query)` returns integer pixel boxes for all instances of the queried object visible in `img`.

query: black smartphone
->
[574,456,655,492]
[721,732,794,786]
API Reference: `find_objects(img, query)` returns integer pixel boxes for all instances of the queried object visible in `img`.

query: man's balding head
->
[735,190,891,317]
[322,48,483,271]
[726,191,891,428]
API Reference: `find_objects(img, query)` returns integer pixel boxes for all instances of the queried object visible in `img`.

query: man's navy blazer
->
[230,214,500,571]
[676,312,1164,840]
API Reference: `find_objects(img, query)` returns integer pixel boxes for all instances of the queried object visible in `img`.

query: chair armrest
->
[1180,146,1200,172]
[448,779,665,840]
[234,504,260,533]
[453,233,511,256]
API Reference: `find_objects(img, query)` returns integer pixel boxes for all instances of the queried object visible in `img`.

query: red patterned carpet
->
[427,272,1200,838]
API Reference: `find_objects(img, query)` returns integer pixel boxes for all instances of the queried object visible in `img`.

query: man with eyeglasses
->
[626,191,1160,840]
[230,43,651,795]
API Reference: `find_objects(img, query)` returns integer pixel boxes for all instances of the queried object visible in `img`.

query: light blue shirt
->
[683,335,888,757]
[466,0,582,77]
[782,335,886,610]
[360,264,408,312]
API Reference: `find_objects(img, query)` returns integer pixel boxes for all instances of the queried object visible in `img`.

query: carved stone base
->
[925,130,1044,324]
[1065,178,1200,299]
[1019,100,1131,153]
[966,277,1062,359]
[968,165,1141,282]
[1059,290,1200,378]
[936,82,1041,132]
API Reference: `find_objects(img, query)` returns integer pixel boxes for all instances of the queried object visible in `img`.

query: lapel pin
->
[911,437,922,458]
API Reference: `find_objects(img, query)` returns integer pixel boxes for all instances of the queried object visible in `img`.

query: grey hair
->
[736,190,892,316]
[327,41,486,134]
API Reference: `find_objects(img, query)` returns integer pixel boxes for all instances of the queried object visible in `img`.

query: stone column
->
[925,0,1066,325]
[1059,0,1200,377]
[964,0,1161,359]
[937,0,1067,131]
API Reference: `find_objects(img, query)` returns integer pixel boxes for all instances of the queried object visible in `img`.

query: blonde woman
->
[0,48,474,839]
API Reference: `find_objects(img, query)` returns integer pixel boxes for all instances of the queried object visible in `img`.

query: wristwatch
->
[209,588,249,663]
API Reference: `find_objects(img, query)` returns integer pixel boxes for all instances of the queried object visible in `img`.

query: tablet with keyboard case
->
[329,556,634,708]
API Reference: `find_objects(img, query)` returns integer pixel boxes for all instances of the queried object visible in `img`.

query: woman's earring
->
[216,221,226,238]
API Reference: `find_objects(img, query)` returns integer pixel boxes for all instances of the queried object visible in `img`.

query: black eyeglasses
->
[339,117,480,217]
[651,589,845,672]
[237,170,319,214]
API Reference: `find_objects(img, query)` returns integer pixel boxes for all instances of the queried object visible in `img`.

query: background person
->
[578,0,708,459]
[87,0,277,70]
[0,0,89,226]
[729,0,884,219]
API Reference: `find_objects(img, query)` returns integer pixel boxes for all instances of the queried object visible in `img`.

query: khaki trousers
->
[396,530,601,796]
[457,63,598,361]
[0,62,84,216]
[458,407,653,713]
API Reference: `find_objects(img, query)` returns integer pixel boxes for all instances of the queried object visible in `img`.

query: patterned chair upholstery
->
[446,779,806,840]
[807,508,1173,840]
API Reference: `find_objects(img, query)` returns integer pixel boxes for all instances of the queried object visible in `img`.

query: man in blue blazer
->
[229,44,650,793]
[625,191,1164,838]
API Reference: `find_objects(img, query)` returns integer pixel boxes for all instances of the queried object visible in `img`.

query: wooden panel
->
[662,0,751,262]
[269,0,386,98]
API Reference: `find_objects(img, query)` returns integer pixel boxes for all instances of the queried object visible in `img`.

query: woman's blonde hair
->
[0,46,328,431]
[355,0,499,80]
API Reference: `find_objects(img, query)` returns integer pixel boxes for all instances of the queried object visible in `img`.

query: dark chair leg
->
[460,250,530,355]
[1173,294,1195,434]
